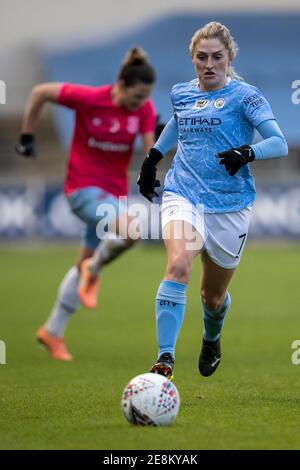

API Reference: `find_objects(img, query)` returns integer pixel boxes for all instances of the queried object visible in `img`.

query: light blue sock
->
[155,280,187,359]
[202,292,231,342]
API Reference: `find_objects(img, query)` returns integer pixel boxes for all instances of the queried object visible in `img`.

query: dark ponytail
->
[118,47,156,87]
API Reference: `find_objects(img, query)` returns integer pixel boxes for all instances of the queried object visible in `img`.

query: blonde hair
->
[118,47,156,86]
[189,21,242,81]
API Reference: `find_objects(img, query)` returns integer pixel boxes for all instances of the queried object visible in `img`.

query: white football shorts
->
[161,191,252,269]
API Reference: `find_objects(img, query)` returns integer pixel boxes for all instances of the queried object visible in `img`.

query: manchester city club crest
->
[194,99,209,110]
[214,98,225,109]
[168,205,180,216]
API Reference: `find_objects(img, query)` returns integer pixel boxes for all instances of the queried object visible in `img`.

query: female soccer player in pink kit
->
[16,48,157,361]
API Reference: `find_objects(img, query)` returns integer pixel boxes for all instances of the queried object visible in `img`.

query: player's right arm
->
[137,115,178,202]
[16,83,62,158]
[138,82,181,202]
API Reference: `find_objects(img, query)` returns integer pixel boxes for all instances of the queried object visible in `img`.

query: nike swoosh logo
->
[211,358,220,368]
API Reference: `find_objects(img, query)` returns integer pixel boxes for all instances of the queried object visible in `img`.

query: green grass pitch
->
[1,244,300,450]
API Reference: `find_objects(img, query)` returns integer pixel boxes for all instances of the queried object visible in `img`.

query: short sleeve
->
[139,100,156,135]
[242,87,275,128]
[58,83,100,110]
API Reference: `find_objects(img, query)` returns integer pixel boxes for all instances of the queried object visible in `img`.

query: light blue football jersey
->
[164,78,275,213]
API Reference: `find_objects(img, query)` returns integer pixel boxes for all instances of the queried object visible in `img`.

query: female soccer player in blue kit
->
[137,21,288,379]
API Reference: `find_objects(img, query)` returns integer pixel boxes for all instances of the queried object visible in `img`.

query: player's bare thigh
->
[163,220,203,284]
[200,250,235,310]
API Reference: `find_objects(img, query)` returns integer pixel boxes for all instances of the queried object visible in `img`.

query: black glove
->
[15,134,36,158]
[137,147,163,202]
[155,115,165,140]
[216,145,255,176]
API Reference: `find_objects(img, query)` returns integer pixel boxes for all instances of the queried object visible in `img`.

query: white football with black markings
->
[121,372,180,426]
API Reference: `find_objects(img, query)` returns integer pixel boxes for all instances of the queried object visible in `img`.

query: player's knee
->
[201,290,224,311]
[166,255,192,283]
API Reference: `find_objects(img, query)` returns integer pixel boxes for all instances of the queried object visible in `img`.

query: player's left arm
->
[216,88,288,176]
[251,119,288,160]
